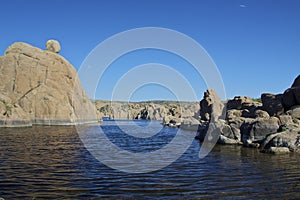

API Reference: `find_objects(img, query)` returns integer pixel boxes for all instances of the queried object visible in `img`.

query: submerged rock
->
[263,147,290,154]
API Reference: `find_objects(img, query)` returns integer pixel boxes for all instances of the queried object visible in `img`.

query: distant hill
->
[94,100,200,126]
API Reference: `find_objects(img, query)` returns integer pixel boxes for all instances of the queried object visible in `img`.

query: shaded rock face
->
[292,75,300,87]
[282,75,300,110]
[0,42,98,127]
[282,87,300,110]
[227,96,253,110]
[261,128,300,153]
[241,117,280,145]
[261,93,284,116]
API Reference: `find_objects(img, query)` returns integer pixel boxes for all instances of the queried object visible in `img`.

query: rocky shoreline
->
[191,76,300,154]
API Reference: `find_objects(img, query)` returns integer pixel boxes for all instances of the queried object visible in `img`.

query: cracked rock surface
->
[0,42,98,127]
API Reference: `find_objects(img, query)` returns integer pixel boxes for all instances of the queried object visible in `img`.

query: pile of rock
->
[194,75,300,154]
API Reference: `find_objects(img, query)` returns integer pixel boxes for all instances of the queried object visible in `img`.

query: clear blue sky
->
[1,0,300,101]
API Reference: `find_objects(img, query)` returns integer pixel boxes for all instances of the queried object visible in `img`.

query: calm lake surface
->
[0,120,300,199]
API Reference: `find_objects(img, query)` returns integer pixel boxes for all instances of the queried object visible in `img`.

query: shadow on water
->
[0,123,300,199]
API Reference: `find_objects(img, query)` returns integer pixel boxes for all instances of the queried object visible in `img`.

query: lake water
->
[0,120,300,199]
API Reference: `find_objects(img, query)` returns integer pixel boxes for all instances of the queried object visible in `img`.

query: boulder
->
[282,75,300,110]
[261,93,284,116]
[263,147,290,154]
[219,135,242,145]
[242,102,261,114]
[200,89,225,122]
[227,96,253,110]
[226,109,242,121]
[206,120,241,145]
[199,93,212,121]
[181,117,202,131]
[282,87,300,110]
[162,115,181,127]
[242,109,254,118]
[181,116,200,125]
[227,96,261,108]
[241,117,280,145]
[278,115,294,126]
[254,109,270,119]
[261,128,300,152]
[229,121,242,141]
[46,39,61,53]
[0,42,98,126]
[292,75,300,87]
[289,105,300,120]
[220,123,235,139]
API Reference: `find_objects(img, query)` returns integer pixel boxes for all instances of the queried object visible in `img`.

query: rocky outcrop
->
[227,96,262,118]
[200,89,224,121]
[195,75,300,154]
[95,100,200,127]
[0,41,98,127]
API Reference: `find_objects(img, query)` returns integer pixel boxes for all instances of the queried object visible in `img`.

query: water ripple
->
[0,122,300,199]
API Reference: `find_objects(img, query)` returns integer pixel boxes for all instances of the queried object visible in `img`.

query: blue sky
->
[1,0,300,101]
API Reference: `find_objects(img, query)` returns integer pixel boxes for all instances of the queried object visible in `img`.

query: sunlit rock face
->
[0,42,98,127]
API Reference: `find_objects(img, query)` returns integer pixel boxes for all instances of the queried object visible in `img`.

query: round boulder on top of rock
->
[46,39,61,53]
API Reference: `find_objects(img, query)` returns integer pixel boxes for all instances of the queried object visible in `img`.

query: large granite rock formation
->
[0,41,98,127]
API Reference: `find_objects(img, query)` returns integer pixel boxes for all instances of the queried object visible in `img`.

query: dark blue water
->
[0,120,300,199]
